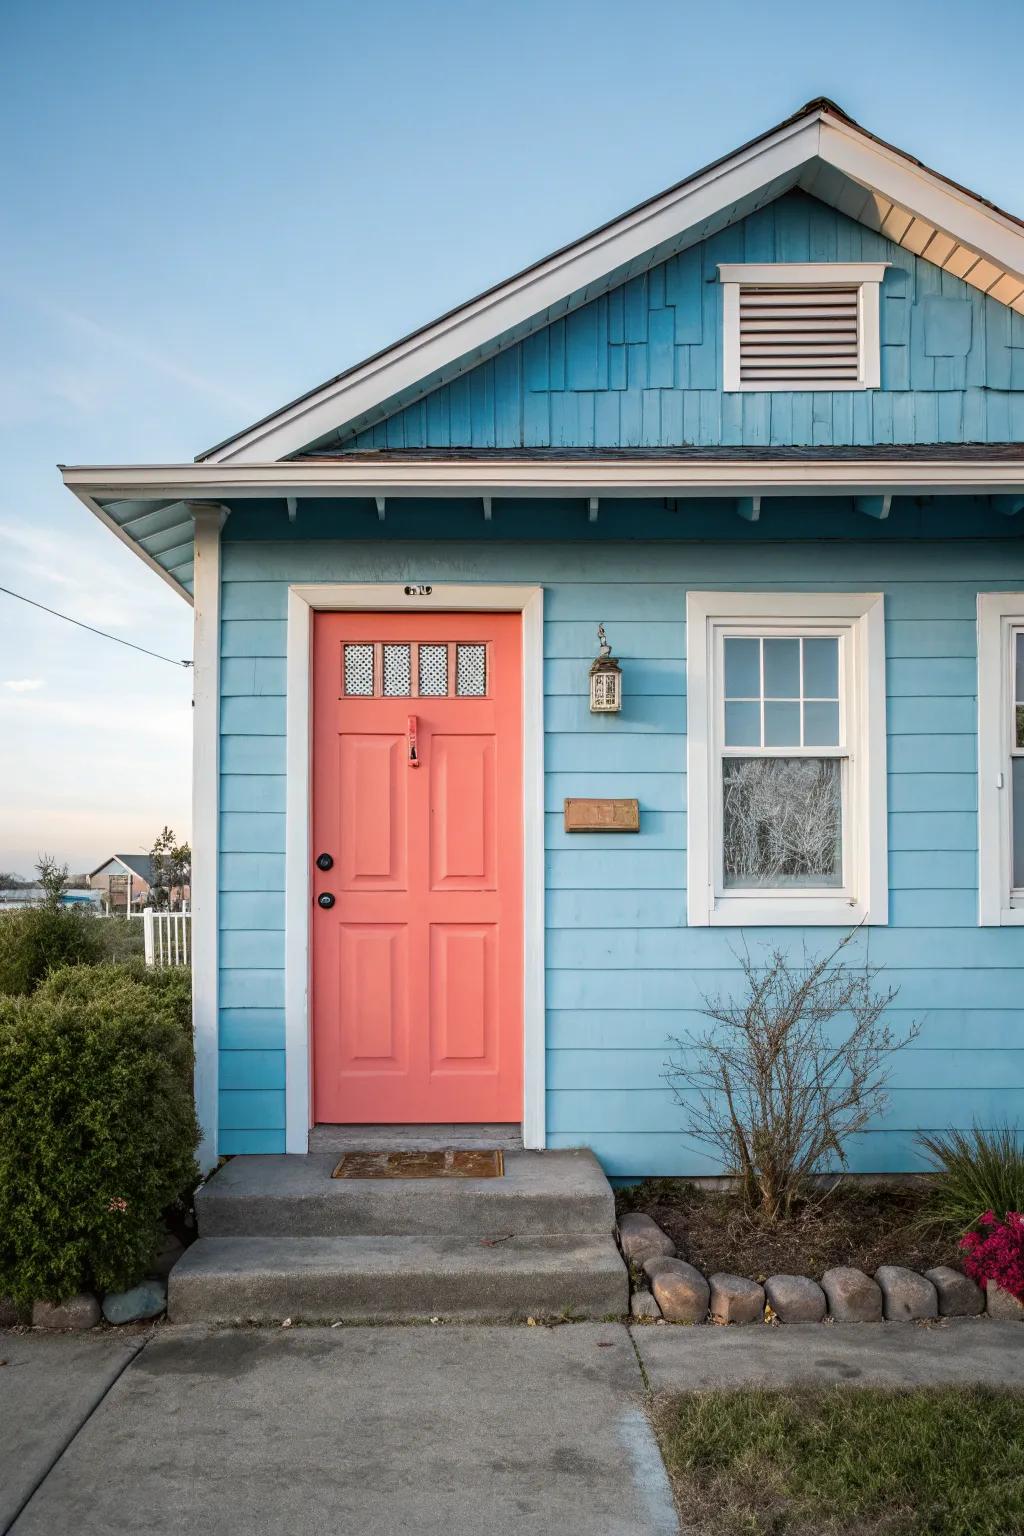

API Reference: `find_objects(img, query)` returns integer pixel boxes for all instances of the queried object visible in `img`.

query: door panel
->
[311,611,522,1124]
[430,735,495,889]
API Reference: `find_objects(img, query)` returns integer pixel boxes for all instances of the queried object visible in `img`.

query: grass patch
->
[655,1386,1024,1536]
[617,1179,957,1279]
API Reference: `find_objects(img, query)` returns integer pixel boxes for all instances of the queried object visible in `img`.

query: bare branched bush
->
[664,930,919,1224]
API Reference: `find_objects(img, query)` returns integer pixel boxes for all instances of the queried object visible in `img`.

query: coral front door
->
[311,612,523,1124]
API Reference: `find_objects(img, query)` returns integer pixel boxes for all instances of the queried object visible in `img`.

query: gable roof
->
[89,853,155,883]
[197,97,1024,466]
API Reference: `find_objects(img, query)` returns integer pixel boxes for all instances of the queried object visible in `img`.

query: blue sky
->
[1,0,1021,873]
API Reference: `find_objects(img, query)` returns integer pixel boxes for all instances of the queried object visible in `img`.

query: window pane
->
[803,636,839,699]
[724,637,760,698]
[803,700,840,747]
[724,701,761,747]
[1016,633,1024,746]
[763,638,800,698]
[764,700,801,746]
[723,757,843,888]
[1014,758,1024,888]
[418,644,448,696]
[456,644,486,696]
[382,644,411,696]
[344,644,374,696]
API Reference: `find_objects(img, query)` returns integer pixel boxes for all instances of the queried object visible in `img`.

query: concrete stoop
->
[169,1149,628,1323]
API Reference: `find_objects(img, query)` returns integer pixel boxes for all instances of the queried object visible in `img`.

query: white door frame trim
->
[284,582,546,1152]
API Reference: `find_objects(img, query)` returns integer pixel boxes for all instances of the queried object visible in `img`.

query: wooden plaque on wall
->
[563,798,640,833]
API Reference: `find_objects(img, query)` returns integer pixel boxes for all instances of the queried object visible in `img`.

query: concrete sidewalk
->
[0,1329,146,1533]
[5,1317,1023,1536]
[5,1324,678,1536]
[632,1316,1024,1394]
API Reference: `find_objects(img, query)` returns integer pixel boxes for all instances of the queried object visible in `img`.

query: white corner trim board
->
[686,590,888,928]
[977,592,1024,926]
[284,583,546,1153]
[189,504,228,1172]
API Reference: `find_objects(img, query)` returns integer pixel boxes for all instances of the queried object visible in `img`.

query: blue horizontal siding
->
[215,534,1024,1167]
[546,1008,1020,1052]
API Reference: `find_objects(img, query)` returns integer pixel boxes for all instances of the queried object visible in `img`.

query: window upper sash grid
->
[719,631,845,752]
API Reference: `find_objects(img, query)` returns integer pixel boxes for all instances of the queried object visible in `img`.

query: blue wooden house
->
[64,98,1024,1186]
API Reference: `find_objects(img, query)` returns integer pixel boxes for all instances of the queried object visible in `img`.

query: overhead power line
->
[0,586,192,669]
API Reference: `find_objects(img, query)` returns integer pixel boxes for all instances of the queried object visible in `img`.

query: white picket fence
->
[142,908,192,968]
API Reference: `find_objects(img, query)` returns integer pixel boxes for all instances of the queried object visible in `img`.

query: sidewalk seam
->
[2,1330,153,1536]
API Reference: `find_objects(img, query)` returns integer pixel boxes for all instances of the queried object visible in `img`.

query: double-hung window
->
[686,592,888,926]
[978,593,1024,924]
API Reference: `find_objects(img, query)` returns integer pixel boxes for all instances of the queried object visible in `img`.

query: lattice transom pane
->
[456,644,486,696]
[418,644,448,696]
[382,643,412,696]
[344,644,374,696]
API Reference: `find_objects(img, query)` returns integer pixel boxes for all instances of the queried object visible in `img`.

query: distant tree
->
[35,855,70,909]
[149,828,192,911]
[0,872,33,893]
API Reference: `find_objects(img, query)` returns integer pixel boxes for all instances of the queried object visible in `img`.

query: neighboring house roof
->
[89,854,155,883]
[60,96,1024,600]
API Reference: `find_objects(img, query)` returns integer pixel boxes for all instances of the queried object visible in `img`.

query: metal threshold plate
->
[332,1149,505,1180]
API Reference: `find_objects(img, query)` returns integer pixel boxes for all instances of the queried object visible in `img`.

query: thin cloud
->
[4,678,44,692]
[25,293,256,416]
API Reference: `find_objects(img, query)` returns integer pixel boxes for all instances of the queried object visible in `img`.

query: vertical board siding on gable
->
[217,535,1024,1171]
[337,192,1024,452]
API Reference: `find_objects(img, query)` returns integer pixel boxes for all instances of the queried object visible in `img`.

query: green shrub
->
[0,965,200,1304]
[93,916,146,965]
[38,962,193,1047]
[0,906,104,995]
[918,1123,1024,1234]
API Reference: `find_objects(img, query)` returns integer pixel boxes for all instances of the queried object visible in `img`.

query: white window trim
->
[718,262,889,393]
[977,593,1024,926]
[686,591,888,927]
[284,583,546,1152]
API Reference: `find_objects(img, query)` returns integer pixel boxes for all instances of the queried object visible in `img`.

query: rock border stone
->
[618,1212,1019,1328]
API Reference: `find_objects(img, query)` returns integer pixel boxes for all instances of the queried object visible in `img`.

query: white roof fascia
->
[818,112,1024,287]
[200,115,823,465]
[62,458,1024,500]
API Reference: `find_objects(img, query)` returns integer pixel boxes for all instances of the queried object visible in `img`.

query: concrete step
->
[197,1149,614,1239]
[168,1234,629,1323]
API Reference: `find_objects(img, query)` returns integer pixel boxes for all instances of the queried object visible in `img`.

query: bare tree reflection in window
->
[723,757,842,887]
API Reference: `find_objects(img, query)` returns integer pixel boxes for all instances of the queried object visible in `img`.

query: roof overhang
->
[62,453,1024,602]
[63,456,1024,505]
[195,100,1024,465]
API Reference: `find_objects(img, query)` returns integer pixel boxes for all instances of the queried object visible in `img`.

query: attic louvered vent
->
[718,263,888,392]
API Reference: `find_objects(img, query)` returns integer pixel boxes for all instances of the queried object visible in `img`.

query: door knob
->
[316,852,334,871]
[317,892,336,909]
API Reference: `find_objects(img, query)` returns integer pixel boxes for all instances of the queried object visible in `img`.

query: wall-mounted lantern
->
[589,624,623,713]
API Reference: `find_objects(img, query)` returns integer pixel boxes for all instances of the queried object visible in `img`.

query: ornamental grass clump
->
[0,964,199,1305]
[917,1123,1024,1234]
[665,930,918,1224]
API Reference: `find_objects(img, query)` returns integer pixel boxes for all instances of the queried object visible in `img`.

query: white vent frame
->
[718,263,889,393]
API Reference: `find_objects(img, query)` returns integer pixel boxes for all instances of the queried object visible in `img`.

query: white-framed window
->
[717,263,889,392]
[686,592,888,927]
[977,593,1024,926]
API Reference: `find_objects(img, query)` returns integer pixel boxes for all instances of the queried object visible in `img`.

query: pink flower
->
[107,1197,128,1214]
[960,1210,1024,1301]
